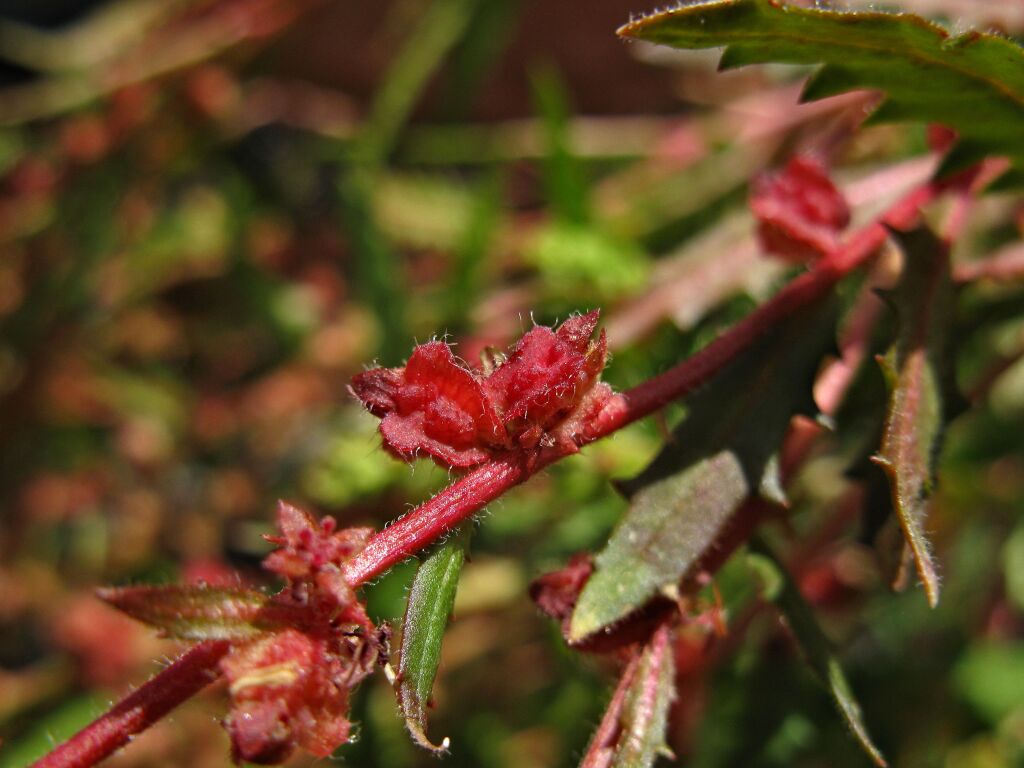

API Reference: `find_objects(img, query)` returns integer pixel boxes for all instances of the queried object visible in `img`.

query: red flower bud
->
[263,501,373,611]
[351,311,613,468]
[224,501,383,764]
[530,553,594,623]
[750,155,850,263]
[222,626,379,764]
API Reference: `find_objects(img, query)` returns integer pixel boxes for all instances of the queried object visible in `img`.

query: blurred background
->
[0,1,1023,766]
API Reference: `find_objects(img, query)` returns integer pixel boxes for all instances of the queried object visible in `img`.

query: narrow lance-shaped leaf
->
[748,539,887,767]
[98,585,273,641]
[619,0,1024,172]
[580,622,677,768]
[872,226,955,607]
[570,296,838,642]
[397,524,472,751]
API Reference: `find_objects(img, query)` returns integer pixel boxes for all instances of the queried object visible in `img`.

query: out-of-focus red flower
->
[750,155,850,263]
[927,124,958,154]
[350,311,612,469]
[184,65,241,121]
[59,114,112,164]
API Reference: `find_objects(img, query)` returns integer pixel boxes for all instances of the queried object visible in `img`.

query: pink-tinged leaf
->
[872,226,955,608]
[750,154,850,262]
[579,623,676,768]
[98,584,273,641]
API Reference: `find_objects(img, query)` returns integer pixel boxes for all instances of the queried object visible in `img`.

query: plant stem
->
[342,455,526,586]
[29,640,230,768]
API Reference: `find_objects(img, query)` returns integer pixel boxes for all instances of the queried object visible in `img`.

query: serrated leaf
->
[750,539,887,767]
[97,585,272,641]
[570,297,838,642]
[397,524,471,752]
[872,226,955,607]
[580,623,676,768]
[619,0,1024,170]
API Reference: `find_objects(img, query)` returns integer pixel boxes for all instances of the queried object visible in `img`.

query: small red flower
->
[262,500,373,614]
[219,501,382,764]
[350,311,612,468]
[101,500,384,765]
[750,155,850,263]
[222,625,377,764]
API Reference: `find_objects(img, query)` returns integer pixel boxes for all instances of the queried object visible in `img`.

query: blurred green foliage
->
[0,1,1021,767]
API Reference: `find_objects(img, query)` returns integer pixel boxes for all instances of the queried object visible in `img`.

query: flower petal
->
[349,367,403,416]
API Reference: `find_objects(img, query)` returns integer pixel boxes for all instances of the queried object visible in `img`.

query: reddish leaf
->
[98,585,272,641]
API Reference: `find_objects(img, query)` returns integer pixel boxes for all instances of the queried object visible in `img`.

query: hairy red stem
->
[579,646,641,768]
[342,456,527,585]
[29,640,230,768]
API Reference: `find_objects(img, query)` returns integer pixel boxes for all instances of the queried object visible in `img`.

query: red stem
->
[579,647,641,768]
[29,641,230,768]
[342,456,527,586]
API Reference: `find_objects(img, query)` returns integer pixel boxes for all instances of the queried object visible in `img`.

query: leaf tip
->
[403,714,452,754]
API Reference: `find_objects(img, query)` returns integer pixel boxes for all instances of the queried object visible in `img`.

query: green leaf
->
[531,67,590,226]
[750,539,887,767]
[569,296,838,642]
[954,643,1024,725]
[97,585,273,641]
[872,226,955,607]
[1004,523,1024,614]
[580,624,676,768]
[619,0,1024,170]
[397,524,472,751]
